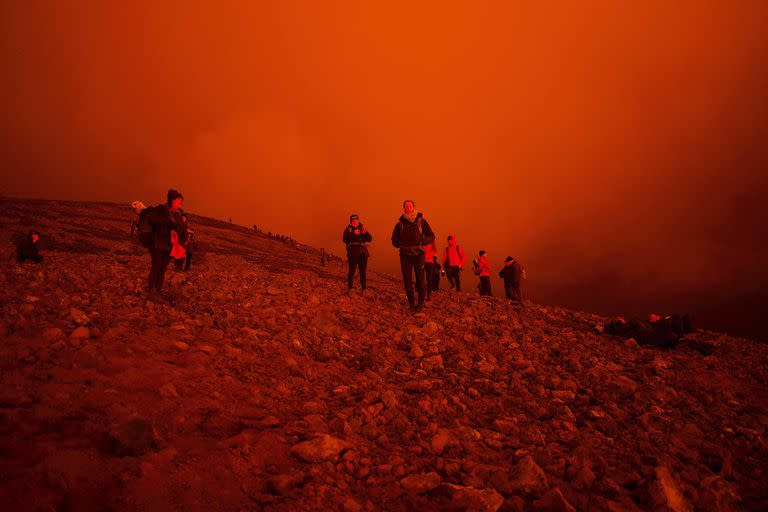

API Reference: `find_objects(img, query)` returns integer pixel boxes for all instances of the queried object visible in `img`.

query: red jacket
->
[478,255,491,276]
[423,241,438,263]
[443,243,466,267]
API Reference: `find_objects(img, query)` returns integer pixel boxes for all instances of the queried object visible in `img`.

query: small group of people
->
[341,200,524,313]
[604,313,696,348]
[137,189,191,301]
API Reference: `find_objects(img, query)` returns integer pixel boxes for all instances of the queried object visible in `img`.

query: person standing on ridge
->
[475,250,492,296]
[499,255,523,302]
[391,199,435,312]
[342,214,372,293]
[423,239,438,301]
[442,234,466,291]
[142,189,187,300]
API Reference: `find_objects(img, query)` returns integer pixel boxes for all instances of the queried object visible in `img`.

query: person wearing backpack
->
[475,250,492,296]
[141,189,187,297]
[442,234,466,291]
[499,255,523,302]
[391,199,435,312]
[342,214,372,293]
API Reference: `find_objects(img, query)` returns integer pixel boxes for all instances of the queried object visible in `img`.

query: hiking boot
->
[414,303,425,313]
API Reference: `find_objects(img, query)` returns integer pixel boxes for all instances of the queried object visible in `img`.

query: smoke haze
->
[2,1,767,340]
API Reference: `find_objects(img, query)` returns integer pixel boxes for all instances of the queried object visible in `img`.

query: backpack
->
[136,205,157,248]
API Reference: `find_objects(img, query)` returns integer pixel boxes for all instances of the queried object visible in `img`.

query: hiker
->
[431,256,442,292]
[604,314,696,348]
[442,235,466,291]
[474,250,492,296]
[15,230,43,264]
[140,189,187,297]
[174,213,194,271]
[499,256,523,302]
[342,214,372,292]
[391,199,435,311]
[423,240,438,301]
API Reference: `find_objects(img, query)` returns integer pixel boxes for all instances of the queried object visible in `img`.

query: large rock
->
[400,471,442,493]
[110,418,158,456]
[290,434,348,463]
[533,487,577,512]
[443,483,504,512]
[509,456,549,496]
[650,466,692,512]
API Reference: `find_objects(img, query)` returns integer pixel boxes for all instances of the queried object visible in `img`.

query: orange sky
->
[2,1,767,338]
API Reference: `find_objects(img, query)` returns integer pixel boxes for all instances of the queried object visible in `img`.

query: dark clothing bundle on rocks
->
[500,259,523,301]
[16,230,42,263]
[605,314,696,348]
[392,213,435,308]
[343,223,372,290]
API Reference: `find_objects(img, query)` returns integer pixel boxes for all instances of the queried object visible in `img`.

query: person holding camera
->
[343,214,372,293]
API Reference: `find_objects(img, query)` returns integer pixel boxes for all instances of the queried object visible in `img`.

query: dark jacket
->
[391,213,435,255]
[145,205,186,252]
[17,231,41,260]
[343,224,373,247]
[499,260,522,288]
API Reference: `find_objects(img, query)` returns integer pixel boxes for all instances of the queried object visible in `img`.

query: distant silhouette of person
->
[443,235,466,291]
[475,250,492,296]
[229,217,232,224]
[391,200,435,312]
[499,256,523,302]
[423,240,438,301]
[16,230,43,264]
[343,214,372,293]
[144,189,187,298]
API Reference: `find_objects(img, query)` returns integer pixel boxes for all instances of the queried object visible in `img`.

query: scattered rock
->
[290,434,348,463]
[400,471,442,493]
[650,466,692,512]
[509,456,549,496]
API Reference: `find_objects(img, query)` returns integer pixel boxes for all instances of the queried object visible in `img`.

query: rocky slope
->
[1,197,767,511]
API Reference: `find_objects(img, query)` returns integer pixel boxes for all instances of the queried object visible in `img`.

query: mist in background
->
[2,1,767,340]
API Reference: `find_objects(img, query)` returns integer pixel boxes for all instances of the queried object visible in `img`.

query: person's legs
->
[148,249,160,292]
[414,253,426,306]
[358,253,368,290]
[424,262,434,300]
[153,251,172,291]
[399,253,415,306]
[184,251,192,271]
[347,249,359,289]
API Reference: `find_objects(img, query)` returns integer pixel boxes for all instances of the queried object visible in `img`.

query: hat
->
[350,214,359,221]
[167,189,183,205]
[505,256,513,262]
[447,234,455,240]
[479,250,486,256]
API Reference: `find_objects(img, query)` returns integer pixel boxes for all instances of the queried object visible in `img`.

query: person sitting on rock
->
[16,230,43,264]
[144,189,187,299]
[499,255,523,302]
[604,314,696,348]
[342,214,372,293]
[391,199,435,312]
